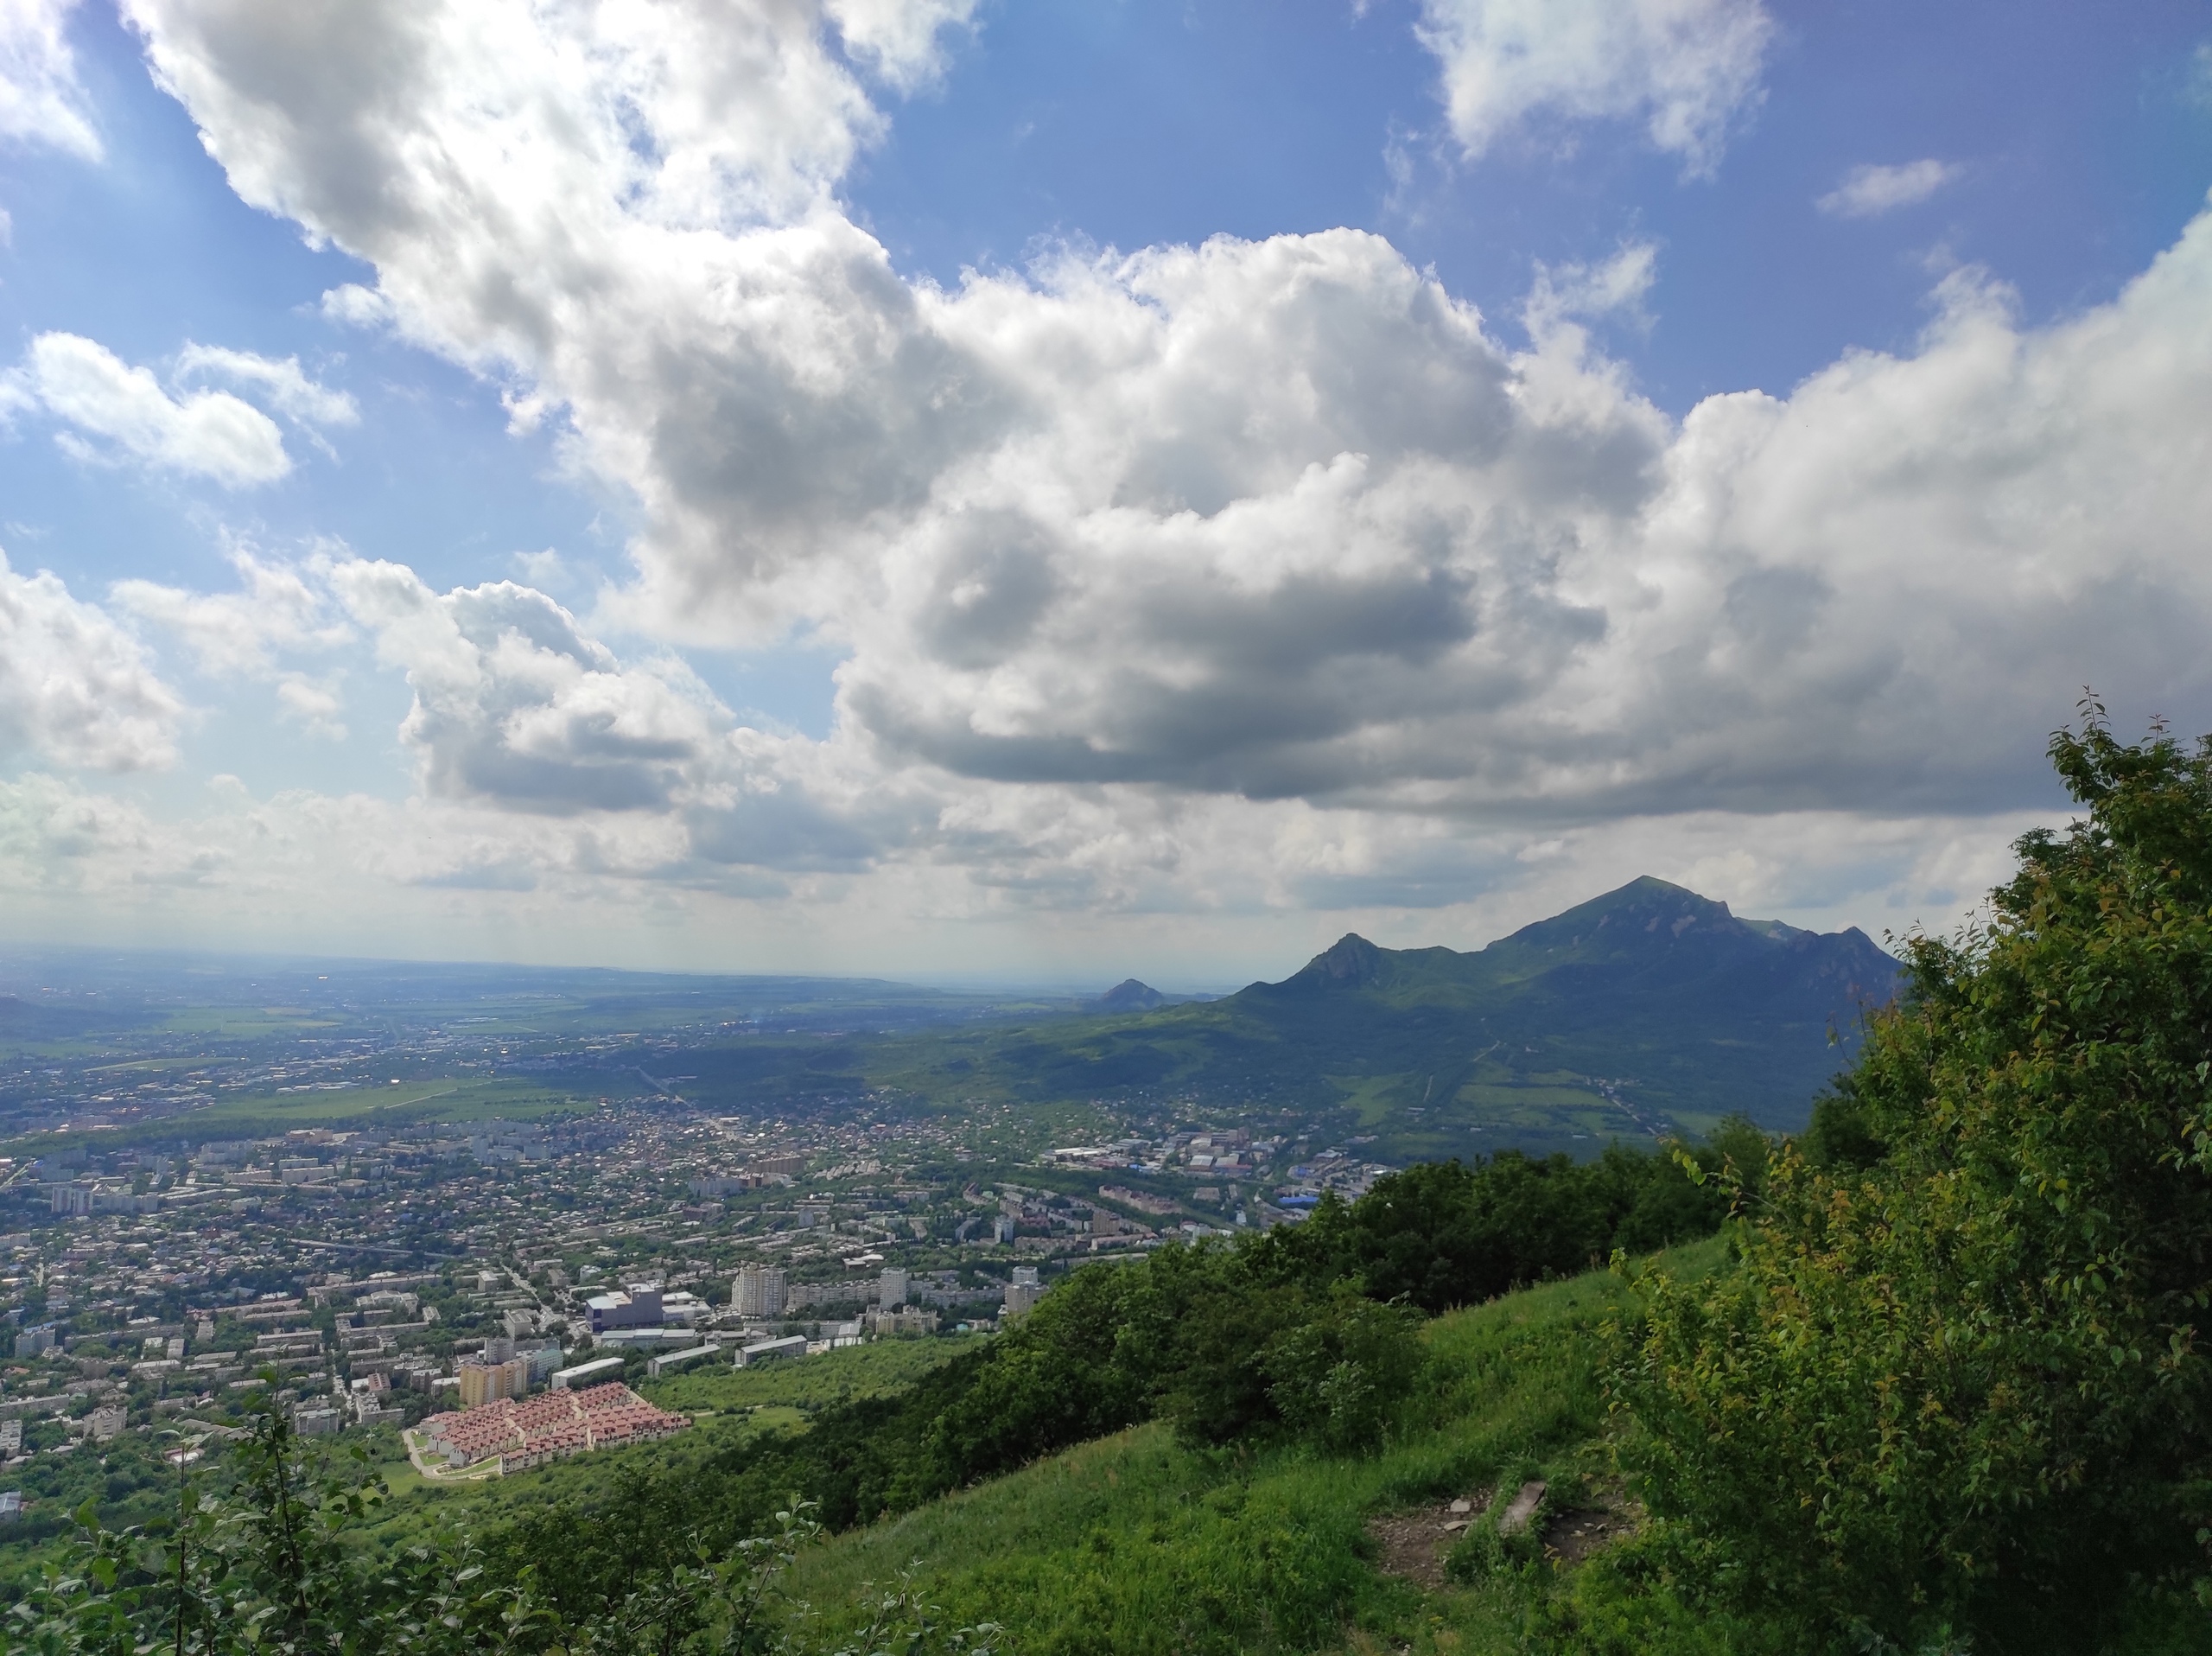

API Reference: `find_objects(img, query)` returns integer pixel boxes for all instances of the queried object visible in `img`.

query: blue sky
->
[855,0,2212,404]
[0,0,2206,984]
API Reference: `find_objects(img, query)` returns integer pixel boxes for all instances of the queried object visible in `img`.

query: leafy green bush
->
[1252,1142,1744,1315]
[1619,708,2212,1651]
[1259,1286,1426,1456]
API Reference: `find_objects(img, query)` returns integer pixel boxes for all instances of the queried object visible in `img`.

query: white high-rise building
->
[1004,1265,1045,1320]
[879,1267,910,1309]
[734,1264,787,1319]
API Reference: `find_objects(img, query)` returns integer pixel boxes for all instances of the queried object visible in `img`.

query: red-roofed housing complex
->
[418,1382,688,1474]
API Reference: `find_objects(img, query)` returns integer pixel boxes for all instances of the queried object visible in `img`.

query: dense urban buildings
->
[0,1060,1376,1512]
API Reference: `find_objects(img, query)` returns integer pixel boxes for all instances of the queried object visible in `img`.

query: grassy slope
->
[778,1240,1731,1656]
[641,1334,985,1417]
[772,1244,2212,1656]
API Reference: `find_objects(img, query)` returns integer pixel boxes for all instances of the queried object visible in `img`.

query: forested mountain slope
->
[899,877,1901,1146]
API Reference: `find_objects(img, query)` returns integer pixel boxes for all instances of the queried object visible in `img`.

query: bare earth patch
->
[1370,1488,1639,1588]
[1540,1504,1631,1565]
[1365,1488,1491,1590]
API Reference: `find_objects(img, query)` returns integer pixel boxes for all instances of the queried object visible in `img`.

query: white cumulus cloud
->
[111,548,356,739]
[10,332,290,486]
[329,557,893,873]
[112,548,350,676]
[824,0,980,92]
[1818,158,1960,219]
[1414,0,1773,174]
[175,343,358,428]
[101,0,2212,938]
[0,0,99,158]
[0,548,182,771]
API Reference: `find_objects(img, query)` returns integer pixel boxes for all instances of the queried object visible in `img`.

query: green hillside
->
[774,1243,1726,1656]
[881,876,1901,1152]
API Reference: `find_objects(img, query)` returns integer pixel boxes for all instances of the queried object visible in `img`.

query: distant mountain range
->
[0,995,137,1041]
[0,880,1895,1162]
[918,877,1902,1158]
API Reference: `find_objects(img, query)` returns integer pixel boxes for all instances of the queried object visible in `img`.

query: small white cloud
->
[13,333,290,487]
[1818,158,1960,220]
[823,0,981,92]
[114,551,356,741]
[511,548,574,587]
[2187,41,2212,112]
[175,343,358,428]
[319,283,393,329]
[1415,0,1773,175]
[0,0,99,159]
[1524,240,1658,337]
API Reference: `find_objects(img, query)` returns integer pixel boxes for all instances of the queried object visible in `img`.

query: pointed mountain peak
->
[1499,876,1745,948]
[1300,933,1387,988]
[1092,978,1166,1012]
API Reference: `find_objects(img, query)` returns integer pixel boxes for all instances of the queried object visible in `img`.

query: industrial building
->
[584,1285,663,1333]
[646,1342,725,1378]
[550,1355,625,1390]
[735,1334,808,1368]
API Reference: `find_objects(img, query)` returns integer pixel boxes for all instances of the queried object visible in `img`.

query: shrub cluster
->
[1614,709,2212,1652]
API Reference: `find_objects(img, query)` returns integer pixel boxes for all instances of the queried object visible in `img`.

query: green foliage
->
[1618,709,2212,1651]
[1796,1078,1886,1172]
[1252,1145,1738,1315]
[781,1255,1702,1656]
[1258,1288,1425,1456]
[644,1339,983,1418]
[0,1398,995,1656]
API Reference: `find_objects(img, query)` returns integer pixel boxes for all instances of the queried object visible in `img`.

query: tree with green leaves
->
[1619,707,2212,1650]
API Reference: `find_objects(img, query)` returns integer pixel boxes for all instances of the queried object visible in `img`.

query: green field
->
[179,1080,604,1133]
[0,1079,607,1157]
[641,1334,983,1416]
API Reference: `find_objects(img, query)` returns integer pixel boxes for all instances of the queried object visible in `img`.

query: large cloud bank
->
[3,0,2199,959]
